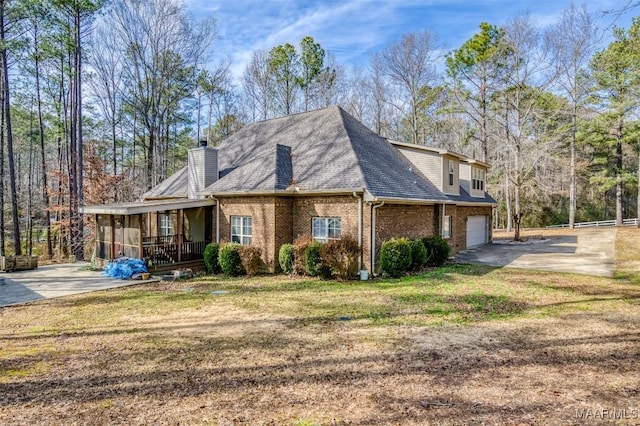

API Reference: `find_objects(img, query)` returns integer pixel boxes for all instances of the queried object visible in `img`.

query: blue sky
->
[185,0,636,80]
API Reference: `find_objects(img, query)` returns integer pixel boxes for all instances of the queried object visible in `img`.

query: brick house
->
[82,106,495,274]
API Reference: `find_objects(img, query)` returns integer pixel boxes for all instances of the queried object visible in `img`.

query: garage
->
[466,215,488,248]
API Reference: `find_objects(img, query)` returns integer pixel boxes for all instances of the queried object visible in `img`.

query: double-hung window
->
[443,215,452,239]
[231,216,252,245]
[159,213,173,237]
[312,217,342,243]
[472,168,485,191]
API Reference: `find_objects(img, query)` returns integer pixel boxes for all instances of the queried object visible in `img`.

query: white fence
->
[546,218,639,228]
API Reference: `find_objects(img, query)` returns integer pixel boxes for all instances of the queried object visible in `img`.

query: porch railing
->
[143,235,179,244]
[143,239,207,266]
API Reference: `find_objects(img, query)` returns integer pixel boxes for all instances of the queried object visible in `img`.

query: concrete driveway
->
[0,262,154,307]
[454,228,617,277]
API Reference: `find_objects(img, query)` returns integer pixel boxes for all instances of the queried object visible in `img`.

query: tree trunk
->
[481,83,488,163]
[112,110,117,177]
[28,106,34,256]
[208,96,213,145]
[514,183,521,241]
[637,149,640,226]
[615,124,623,226]
[146,129,154,190]
[196,92,201,142]
[513,138,522,241]
[1,2,22,256]
[34,23,53,258]
[75,8,84,261]
[505,173,512,232]
[569,104,576,229]
[0,82,4,257]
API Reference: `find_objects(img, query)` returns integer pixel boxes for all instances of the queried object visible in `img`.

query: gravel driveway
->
[454,228,617,277]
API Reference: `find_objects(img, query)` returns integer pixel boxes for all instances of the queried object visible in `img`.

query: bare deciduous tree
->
[546,2,597,229]
[380,31,440,145]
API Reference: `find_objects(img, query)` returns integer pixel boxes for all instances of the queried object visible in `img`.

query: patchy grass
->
[615,227,640,282]
[1,236,639,425]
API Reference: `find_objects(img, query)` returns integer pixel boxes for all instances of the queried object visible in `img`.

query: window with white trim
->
[443,215,452,239]
[159,213,173,237]
[231,216,252,245]
[472,168,485,191]
[312,217,342,243]
[448,160,455,186]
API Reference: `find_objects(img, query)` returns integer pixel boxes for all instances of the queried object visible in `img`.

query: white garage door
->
[466,215,487,248]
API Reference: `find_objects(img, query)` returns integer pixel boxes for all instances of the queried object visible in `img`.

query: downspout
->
[353,192,363,270]
[212,197,220,243]
[371,201,385,274]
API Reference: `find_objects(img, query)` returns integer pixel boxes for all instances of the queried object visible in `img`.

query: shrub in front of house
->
[320,235,360,279]
[422,236,450,267]
[218,243,245,276]
[203,242,220,274]
[278,243,295,274]
[305,241,331,277]
[239,246,262,277]
[380,238,412,277]
[293,235,313,275]
[408,238,427,271]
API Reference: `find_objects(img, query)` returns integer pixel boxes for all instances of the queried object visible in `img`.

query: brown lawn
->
[1,228,639,425]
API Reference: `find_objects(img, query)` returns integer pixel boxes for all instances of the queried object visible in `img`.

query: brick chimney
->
[188,140,218,199]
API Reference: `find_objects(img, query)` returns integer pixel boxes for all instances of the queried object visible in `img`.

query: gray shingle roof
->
[144,106,494,204]
[204,106,449,201]
[142,167,188,200]
[447,186,497,204]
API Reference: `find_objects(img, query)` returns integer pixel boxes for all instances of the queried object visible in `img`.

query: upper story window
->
[472,168,485,191]
[231,216,252,245]
[159,213,173,237]
[448,160,455,186]
[312,217,342,243]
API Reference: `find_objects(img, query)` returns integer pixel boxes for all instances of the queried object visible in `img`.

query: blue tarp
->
[103,257,148,280]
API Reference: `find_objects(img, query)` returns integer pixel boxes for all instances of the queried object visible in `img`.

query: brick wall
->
[371,203,492,267]
[292,196,361,241]
[217,194,492,273]
[292,195,367,270]
[273,198,293,272]
[375,204,436,242]
[218,196,277,270]
[219,194,365,272]
[371,204,436,271]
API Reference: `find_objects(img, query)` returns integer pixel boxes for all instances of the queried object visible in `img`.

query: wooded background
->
[1,0,638,260]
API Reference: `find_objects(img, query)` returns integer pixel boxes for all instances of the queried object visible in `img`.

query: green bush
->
[321,235,360,279]
[304,241,328,277]
[203,242,220,274]
[239,246,262,277]
[379,238,412,278]
[278,243,295,274]
[408,238,427,271]
[422,236,451,267]
[218,243,245,276]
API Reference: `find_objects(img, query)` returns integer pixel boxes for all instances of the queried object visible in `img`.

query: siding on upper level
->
[441,154,460,196]
[459,162,471,194]
[395,145,442,190]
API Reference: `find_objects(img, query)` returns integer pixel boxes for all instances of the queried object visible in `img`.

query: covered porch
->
[82,198,217,272]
